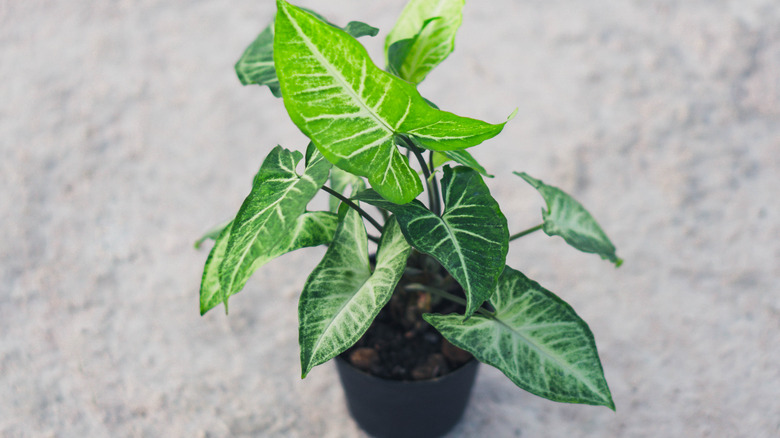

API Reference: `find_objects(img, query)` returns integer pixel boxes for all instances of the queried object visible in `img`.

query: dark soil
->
[341,251,473,381]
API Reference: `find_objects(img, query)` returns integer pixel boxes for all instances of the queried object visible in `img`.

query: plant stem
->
[399,135,441,216]
[509,223,544,242]
[321,185,384,234]
[405,283,496,318]
[428,150,441,216]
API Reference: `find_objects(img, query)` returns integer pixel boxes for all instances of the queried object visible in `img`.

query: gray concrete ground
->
[2,0,779,436]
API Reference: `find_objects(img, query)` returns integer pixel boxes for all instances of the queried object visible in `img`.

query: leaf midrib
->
[226,172,309,289]
[309,269,370,364]
[282,6,396,137]
[491,311,606,401]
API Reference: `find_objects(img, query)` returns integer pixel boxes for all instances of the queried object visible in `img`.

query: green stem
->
[428,150,441,216]
[405,283,496,318]
[399,135,441,216]
[321,185,384,234]
[509,223,544,242]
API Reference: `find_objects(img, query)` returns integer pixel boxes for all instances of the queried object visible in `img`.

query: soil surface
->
[2,1,779,437]
[343,252,472,381]
[343,292,472,381]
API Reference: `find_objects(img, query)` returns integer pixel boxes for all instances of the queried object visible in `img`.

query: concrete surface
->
[2,0,779,436]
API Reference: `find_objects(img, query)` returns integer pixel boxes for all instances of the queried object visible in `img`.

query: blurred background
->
[2,0,778,436]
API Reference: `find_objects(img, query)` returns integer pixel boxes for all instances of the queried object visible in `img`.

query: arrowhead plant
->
[198,0,623,413]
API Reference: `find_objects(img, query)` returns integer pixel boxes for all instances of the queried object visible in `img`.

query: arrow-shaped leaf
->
[299,213,411,377]
[355,166,508,318]
[200,211,338,315]
[218,146,332,306]
[273,0,508,204]
[385,0,464,84]
[235,11,378,97]
[424,266,615,409]
[515,172,622,266]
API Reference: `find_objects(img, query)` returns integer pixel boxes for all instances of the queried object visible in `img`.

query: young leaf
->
[273,0,508,204]
[235,12,378,97]
[298,213,411,377]
[515,172,622,266]
[385,0,464,84]
[355,166,508,319]
[386,17,438,79]
[424,266,615,409]
[218,146,332,306]
[200,211,338,315]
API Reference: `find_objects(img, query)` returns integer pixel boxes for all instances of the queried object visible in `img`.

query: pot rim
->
[334,354,479,386]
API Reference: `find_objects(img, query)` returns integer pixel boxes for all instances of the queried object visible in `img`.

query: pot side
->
[335,355,479,438]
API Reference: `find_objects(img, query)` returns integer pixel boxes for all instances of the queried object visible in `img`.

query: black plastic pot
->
[334,355,479,438]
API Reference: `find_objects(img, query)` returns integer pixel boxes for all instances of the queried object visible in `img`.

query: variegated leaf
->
[299,213,411,377]
[424,266,615,409]
[355,166,508,318]
[515,172,622,266]
[273,0,508,204]
[200,223,232,315]
[218,146,332,305]
[235,11,378,97]
[385,0,464,84]
[200,211,339,315]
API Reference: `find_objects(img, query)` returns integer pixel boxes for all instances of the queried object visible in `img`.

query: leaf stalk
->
[509,223,544,242]
[399,135,442,216]
[321,185,384,234]
[405,283,496,319]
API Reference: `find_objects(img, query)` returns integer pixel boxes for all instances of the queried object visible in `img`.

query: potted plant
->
[197,0,622,436]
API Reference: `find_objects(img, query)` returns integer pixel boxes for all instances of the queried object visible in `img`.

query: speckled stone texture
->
[2,1,778,437]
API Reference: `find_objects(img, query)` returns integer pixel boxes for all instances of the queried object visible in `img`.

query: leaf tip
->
[603,395,617,411]
[613,257,624,268]
[513,171,537,187]
[507,107,519,122]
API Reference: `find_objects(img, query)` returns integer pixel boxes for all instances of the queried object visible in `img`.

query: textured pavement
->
[2,1,779,436]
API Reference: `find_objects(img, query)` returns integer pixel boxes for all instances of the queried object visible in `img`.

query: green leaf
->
[385,0,464,84]
[328,167,366,212]
[431,149,493,178]
[235,23,281,96]
[515,172,622,266]
[343,21,380,39]
[355,166,508,318]
[235,12,378,97]
[424,266,615,409]
[218,146,332,307]
[200,211,338,315]
[386,17,438,79]
[299,213,411,377]
[273,0,508,204]
[199,223,232,315]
